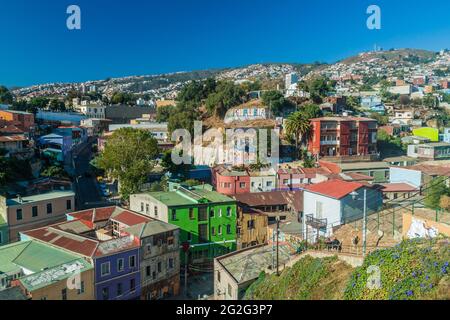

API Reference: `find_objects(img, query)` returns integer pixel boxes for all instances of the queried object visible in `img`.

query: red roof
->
[23,227,99,257]
[0,135,27,142]
[68,206,117,223]
[304,180,364,199]
[111,210,151,227]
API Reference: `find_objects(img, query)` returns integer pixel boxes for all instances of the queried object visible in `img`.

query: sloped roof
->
[233,190,303,212]
[304,180,364,200]
[123,220,179,238]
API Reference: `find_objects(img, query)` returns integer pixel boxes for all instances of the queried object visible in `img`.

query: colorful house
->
[302,180,383,240]
[412,127,439,142]
[130,184,237,264]
[0,215,8,246]
[0,190,75,243]
[0,240,94,300]
[67,206,181,300]
[21,222,141,300]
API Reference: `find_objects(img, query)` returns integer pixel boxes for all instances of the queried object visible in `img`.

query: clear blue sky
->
[1,0,450,87]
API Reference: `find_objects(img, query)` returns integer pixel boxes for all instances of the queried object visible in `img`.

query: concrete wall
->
[130,194,169,222]
[389,167,422,188]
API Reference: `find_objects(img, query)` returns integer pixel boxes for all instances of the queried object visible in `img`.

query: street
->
[72,139,108,210]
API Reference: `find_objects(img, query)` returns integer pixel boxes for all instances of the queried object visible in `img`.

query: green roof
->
[20,258,92,292]
[145,186,235,207]
[6,191,75,206]
[0,240,82,275]
[124,220,179,238]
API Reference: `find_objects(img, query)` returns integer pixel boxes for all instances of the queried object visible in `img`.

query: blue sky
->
[1,0,450,87]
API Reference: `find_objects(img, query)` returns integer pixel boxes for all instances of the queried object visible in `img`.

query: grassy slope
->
[244,238,450,300]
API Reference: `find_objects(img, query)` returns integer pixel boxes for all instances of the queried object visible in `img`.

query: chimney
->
[17,194,23,204]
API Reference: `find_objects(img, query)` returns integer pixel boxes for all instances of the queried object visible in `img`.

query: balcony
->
[320,140,338,146]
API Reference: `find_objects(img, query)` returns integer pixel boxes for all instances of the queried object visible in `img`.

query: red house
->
[308,117,378,159]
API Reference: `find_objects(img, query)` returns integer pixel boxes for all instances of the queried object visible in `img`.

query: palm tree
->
[285,111,312,150]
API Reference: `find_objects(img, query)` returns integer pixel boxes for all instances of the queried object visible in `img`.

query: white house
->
[224,101,268,124]
[302,180,383,241]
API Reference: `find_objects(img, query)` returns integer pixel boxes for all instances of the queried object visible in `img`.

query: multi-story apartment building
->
[308,117,378,159]
[0,191,75,243]
[130,184,237,264]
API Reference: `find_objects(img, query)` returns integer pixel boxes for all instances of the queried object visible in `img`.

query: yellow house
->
[412,127,439,142]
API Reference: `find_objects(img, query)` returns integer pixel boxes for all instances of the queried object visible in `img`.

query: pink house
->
[212,166,250,196]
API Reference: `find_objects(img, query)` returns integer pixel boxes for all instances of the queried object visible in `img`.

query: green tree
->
[205,81,245,117]
[95,128,160,200]
[424,177,450,210]
[285,111,312,150]
[300,103,322,119]
[261,90,294,116]
[0,86,13,104]
[156,105,176,122]
[40,165,69,179]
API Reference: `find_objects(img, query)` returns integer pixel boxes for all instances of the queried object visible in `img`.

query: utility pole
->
[362,189,367,256]
[276,216,280,276]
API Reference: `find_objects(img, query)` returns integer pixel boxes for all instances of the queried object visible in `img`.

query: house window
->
[129,255,136,268]
[217,271,221,283]
[226,224,232,234]
[218,225,222,235]
[187,232,192,241]
[266,181,273,187]
[154,206,158,217]
[101,262,110,276]
[283,179,289,185]
[16,209,23,221]
[247,220,255,230]
[32,206,38,217]
[218,209,222,217]
[46,203,53,214]
[239,182,246,188]
[152,271,157,280]
[141,202,144,212]
[102,287,109,300]
[189,208,194,220]
[130,279,136,293]
[117,258,124,272]
[117,283,123,296]
[146,204,149,214]
[171,209,177,220]
[228,284,232,297]
[168,258,174,269]
[61,288,67,300]
[210,209,215,218]
[78,281,85,295]
[157,262,162,273]
[66,200,72,210]
[226,207,232,217]
[146,266,151,277]
[211,227,216,236]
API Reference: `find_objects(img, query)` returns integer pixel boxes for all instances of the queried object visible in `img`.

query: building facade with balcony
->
[308,117,378,159]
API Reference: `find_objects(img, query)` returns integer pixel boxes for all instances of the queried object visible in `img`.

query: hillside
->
[244,238,450,300]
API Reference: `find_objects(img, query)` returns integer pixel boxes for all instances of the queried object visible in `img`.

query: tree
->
[424,177,449,210]
[156,105,176,122]
[168,101,199,136]
[40,165,70,179]
[205,81,245,117]
[110,91,136,105]
[48,99,66,112]
[261,90,295,117]
[285,111,312,150]
[95,128,160,200]
[300,103,322,119]
[0,86,13,104]
[370,112,389,126]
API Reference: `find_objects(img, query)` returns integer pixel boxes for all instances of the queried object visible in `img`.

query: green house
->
[130,184,237,264]
[0,215,8,246]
